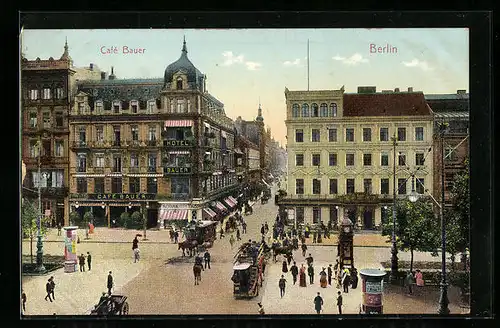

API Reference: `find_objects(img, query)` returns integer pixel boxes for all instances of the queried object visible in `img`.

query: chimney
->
[357,86,376,94]
[89,63,94,71]
[408,87,413,92]
[457,89,466,94]
[394,88,400,92]
[100,72,106,80]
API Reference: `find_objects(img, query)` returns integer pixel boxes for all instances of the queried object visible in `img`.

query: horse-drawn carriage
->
[261,188,272,204]
[90,294,129,315]
[232,242,269,298]
[178,220,218,256]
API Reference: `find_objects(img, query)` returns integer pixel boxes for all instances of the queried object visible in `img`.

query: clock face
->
[344,227,350,233]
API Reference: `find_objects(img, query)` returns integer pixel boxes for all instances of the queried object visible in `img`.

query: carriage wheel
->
[121,302,129,315]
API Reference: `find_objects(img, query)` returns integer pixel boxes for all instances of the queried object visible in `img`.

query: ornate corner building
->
[278,86,435,229]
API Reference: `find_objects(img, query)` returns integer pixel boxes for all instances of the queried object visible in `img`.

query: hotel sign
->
[164,140,192,147]
[88,193,156,200]
[164,167,191,174]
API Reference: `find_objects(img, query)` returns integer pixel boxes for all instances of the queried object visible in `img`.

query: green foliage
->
[69,211,81,227]
[119,211,131,229]
[83,211,94,224]
[130,211,143,229]
[21,199,51,263]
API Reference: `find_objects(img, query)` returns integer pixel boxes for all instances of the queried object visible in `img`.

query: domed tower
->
[60,37,73,66]
[256,102,264,122]
[163,37,206,92]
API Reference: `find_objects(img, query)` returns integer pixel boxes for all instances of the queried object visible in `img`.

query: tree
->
[130,211,142,229]
[120,211,131,229]
[382,199,440,272]
[21,199,50,264]
[69,211,80,227]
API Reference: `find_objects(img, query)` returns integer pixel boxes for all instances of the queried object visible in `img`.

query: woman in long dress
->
[299,264,307,287]
[319,268,328,288]
[415,269,424,286]
[282,260,288,274]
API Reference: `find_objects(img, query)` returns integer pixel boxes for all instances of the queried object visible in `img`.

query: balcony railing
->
[277,192,392,204]
[128,167,140,173]
[147,166,156,173]
[71,140,90,148]
[157,193,191,201]
[112,140,121,147]
[148,139,159,147]
[77,166,86,172]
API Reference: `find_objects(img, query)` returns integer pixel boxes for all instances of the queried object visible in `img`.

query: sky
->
[20,28,469,146]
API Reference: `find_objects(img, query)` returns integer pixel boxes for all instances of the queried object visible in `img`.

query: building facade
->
[279,86,434,229]
[21,41,75,226]
[234,133,261,186]
[426,90,469,204]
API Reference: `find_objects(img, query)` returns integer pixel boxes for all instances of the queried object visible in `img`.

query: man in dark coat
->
[351,268,359,289]
[132,237,139,251]
[49,276,56,300]
[264,222,269,233]
[242,221,247,234]
[107,271,114,295]
[44,279,53,302]
[314,292,323,314]
[301,243,307,257]
[236,228,241,241]
[260,224,265,236]
[278,275,287,298]
[327,264,333,285]
[342,272,351,293]
[290,262,299,285]
[337,291,343,314]
[203,250,211,269]
[87,252,92,271]
[308,264,315,284]
[79,254,86,272]
[306,254,314,266]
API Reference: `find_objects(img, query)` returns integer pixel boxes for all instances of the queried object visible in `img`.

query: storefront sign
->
[164,167,191,174]
[164,140,192,147]
[88,193,156,200]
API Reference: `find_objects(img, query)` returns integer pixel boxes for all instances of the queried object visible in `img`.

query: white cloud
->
[402,59,434,71]
[283,58,301,66]
[245,61,262,71]
[333,53,368,65]
[221,51,244,66]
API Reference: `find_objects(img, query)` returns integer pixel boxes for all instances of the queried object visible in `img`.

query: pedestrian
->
[286,252,293,266]
[301,243,307,257]
[204,250,211,269]
[79,253,86,272]
[308,264,315,284]
[319,267,328,288]
[134,248,140,262]
[306,253,314,266]
[44,279,53,302]
[342,270,351,293]
[260,224,265,236]
[314,292,323,314]
[132,236,139,251]
[328,264,333,285]
[279,275,287,298]
[290,262,299,285]
[57,223,62,236]
[258,302,265,315]
[415,269,424,287]
[242,221,247,234]
[406,270,415,295]
[107,271,113,295]
[337,291,343,314]
[264,222,269,233]
[49,276,56,300]
[313,231,317,243]
[174,231,179,243]
[87,252,92,271]
[229,234,235,249]
[219,227,225,239]
[163,219,167,230]
[334,259,339,271]
[351,268,359,289]
[299,264,307,287]
[282,259,288,274]
[21,290,27,313]
[236,228,241,241]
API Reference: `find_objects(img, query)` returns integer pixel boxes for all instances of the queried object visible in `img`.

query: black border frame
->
[12,10,493,328]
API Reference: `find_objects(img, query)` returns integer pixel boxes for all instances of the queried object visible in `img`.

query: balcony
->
[128,167,140,173]
[93,167,105,173]
[205,132,216,139]
[70,140,91,151]
[112,140,121,147]
[76,166,86,173]
[147,166,156,173]
[277,192,388,205]
[23,185,69,198]
[128,139,142,148]
[157,193,191,201]
[147,140,160,147]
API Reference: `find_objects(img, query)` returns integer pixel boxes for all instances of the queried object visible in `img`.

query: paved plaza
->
[21,185,466,316]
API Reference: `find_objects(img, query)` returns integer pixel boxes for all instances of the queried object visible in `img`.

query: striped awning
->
[168,151,191,155]
[203,208,217,218]
[223,197,236,208]
[228,196,238,205]
[108,173,123,177]
[161,209,188,221]
[164,120,192,128]
[214,201,227,212]
[73,174,106,177]
[126,173,163,177]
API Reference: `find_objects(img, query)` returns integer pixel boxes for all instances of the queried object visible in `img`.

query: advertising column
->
[359,268,387,314]
[63,226,78,273]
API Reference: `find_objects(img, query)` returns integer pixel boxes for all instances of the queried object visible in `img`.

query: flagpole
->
[307,39,310,91]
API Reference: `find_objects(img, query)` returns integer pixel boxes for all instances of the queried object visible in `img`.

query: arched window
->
[292,103,300,117]
[176,78,183,90]
[302,103,310,117]
[311,103,319,117]
[320,103,328,117]
[330,103,338,117]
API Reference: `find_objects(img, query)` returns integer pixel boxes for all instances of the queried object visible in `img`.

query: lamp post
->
[390,134,398,282]
[143,202,149,241]
[35,141,46,273]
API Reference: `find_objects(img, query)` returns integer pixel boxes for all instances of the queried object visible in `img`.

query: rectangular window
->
[42,88,51,100]
[363,153,372,166]
[76,178,87,193]
[296,207,305,225]
[363,128,371,142]
[346,128,354,142]
[415,153,425,166]
[55,112,63,127]
[415,127,424,141]
[29,112,37,128]
[30,89,39,100]
[29,140,38,157]
[445,146,459,162]
[131,101,138,113]
[312,154,321,166]
[312,207,321,224]
[130,153,139,168]
[79,127,86,144]
[312,179,321,194]
[129,177,140,193]
[329,153,337,166]
[111,177,122,193]
[54,140,64,157]
[398,153,406,166]
[77,155,86,172]
[171,177,189,195]
[381,153,389,166]
[295,179,304,194]
[95,154,105,168]
[363,179,372,194]
[78,102,85,114]
[380,127,389,141]
[346,153,354,166]
[346,178,355,194]
[43,112,51,128]
[147,177,158,193]
[295,154,304,166]
[295,129,304,143]
[96,126,104,142]
[52,170,64,187]
[311,129,320,142]
[113,156,122,172]
[114,127,121,146]
[397,127,406,141]
[148,153,157,172]
[148,101,156,114]
[95,102,103,113]
[42,140,51,156]
[398,178,407,195]
[113,102,121,113]
[330,206,338,224]
[416,178,425,194]
[328,128,337,142]
[94,178,104,193]
[55,88,64,99]
[131,126,139,141]
[148,126,156,141]
[380,178,389,194]
[329,179,338,194]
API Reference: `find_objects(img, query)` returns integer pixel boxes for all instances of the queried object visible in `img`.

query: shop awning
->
[127,173,163,177]
[214,201,227,212]
[168,150,191,155]
[228,196,238,205]
[164,120,192,128]
[203,208,217,218]
[161,209,188,221]
[223,197,236,208]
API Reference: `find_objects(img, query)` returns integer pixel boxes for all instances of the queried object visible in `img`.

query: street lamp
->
[143,202,149,241]
[390,134,399,282]
[408,175,420,203]
[35,145,48,272]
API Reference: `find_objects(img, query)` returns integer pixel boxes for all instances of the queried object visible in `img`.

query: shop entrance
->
[363,208,374,230]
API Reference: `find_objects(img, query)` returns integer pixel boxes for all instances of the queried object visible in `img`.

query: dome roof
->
[164,38,203,87]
